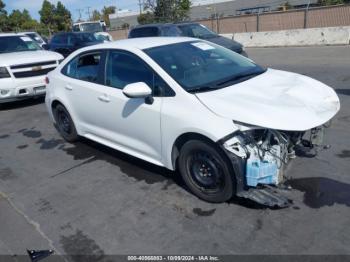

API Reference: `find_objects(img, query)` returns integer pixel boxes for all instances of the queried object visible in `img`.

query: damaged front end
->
[219,124,329,208]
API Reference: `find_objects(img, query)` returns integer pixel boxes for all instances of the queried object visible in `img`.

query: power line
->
[76,8,83,20]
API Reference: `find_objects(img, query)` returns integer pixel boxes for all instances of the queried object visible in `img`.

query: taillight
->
[45,76,49,84]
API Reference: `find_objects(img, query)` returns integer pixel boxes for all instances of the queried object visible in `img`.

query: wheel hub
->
[189,151,224,191]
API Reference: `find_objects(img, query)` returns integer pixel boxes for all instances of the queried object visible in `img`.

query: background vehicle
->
[0,33,63,103]
[48,32,103,57]
[45,37,339,206]
[128,22,247,56]
[72,21,113,42]
[21,32,47,48]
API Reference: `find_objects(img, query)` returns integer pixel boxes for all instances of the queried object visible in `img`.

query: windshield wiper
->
[187,86,220,94]
[216,70,266,87]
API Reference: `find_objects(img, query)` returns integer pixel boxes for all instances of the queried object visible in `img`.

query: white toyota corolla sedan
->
[45,37,340,206]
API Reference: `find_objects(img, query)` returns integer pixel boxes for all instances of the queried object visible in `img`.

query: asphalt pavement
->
[0,46,349,259]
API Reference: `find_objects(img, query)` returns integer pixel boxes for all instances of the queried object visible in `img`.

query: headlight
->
[0,67,10,78]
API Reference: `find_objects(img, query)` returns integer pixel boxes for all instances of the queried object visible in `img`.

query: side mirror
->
[42,44,49,50]
[123,82,152,99]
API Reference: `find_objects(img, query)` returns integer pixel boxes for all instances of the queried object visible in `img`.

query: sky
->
[2,0,228,21]
[2,0,141,21]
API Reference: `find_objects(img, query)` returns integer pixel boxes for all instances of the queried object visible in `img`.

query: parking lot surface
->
[0,46,350,257]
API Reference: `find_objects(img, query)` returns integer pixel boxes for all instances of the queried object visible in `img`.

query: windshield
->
[77,23,104,32]
[26,33,44,44]
[144,41,265,93]
[0,36,42,54]
[178,24,217,39]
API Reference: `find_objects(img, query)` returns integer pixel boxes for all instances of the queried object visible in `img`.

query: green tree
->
[39,0,56,34]
[91,10,101,21]
[140,0,191,23]
[8,9,38,31]
[0,0,8,31]
[55,1,72,31]
[102,6,116,27]
[137,12,155,24]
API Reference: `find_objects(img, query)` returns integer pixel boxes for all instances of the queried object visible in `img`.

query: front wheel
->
[178,140,235,203]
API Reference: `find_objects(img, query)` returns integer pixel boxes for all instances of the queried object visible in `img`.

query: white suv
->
[45,37,340,206]
[0,33,63,103]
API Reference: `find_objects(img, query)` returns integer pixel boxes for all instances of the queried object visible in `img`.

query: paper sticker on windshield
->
[191,42,215,51]
[20,37,32,42]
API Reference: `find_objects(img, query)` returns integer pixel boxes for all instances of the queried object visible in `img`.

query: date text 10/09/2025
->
[127,256,220,261]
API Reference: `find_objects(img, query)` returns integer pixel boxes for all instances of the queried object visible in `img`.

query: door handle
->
[98,95,110,103]
[65,85,73,91]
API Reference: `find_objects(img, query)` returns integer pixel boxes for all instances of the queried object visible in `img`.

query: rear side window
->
[129,27,159,38]
[63,52,102,84]
[51,34,67,44]
[161,26,181,37]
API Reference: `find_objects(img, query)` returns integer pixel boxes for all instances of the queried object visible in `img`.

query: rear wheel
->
[178,140,235,203]
[53,104,78,142]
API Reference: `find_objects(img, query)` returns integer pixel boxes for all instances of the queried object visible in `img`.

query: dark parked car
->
[48,32,103,57]
[128,22,247,56]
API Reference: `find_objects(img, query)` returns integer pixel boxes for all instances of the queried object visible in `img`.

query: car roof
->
[132,23,177,29]
[84,37,195,51]
[53,32,94,36]
[132,22,199,29]
[0,33,26,37]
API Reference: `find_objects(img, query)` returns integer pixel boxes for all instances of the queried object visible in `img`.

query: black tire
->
[53,104,78,142]
[178,140,235,203]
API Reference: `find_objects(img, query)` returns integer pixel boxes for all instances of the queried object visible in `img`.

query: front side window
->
[105,51,153,90]
[0,36,41,53]
[144,41,265,93]
[63,52,102,83]
[72,25,80,32]
[105,50,174,97]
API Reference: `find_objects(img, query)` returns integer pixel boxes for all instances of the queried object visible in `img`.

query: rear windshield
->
[0,36,41,53]
[129,27,159,38]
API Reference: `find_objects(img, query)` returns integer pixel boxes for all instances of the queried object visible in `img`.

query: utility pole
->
[86,6,91,20]
[138,0,143,14]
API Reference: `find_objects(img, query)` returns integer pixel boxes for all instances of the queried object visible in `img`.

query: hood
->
[195,69,340,131]
[0,50,63,67]
[206,35,242,52]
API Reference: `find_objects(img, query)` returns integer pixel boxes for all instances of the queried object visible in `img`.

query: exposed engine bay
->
[221,124,328,207]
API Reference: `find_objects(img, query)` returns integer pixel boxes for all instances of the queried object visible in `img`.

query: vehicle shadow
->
[59,137,186,189]
[335,89,350,96]
[0,97,45,111]
[286,177,350,208]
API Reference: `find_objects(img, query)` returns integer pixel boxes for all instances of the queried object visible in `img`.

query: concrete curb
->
[221,26,350,47]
